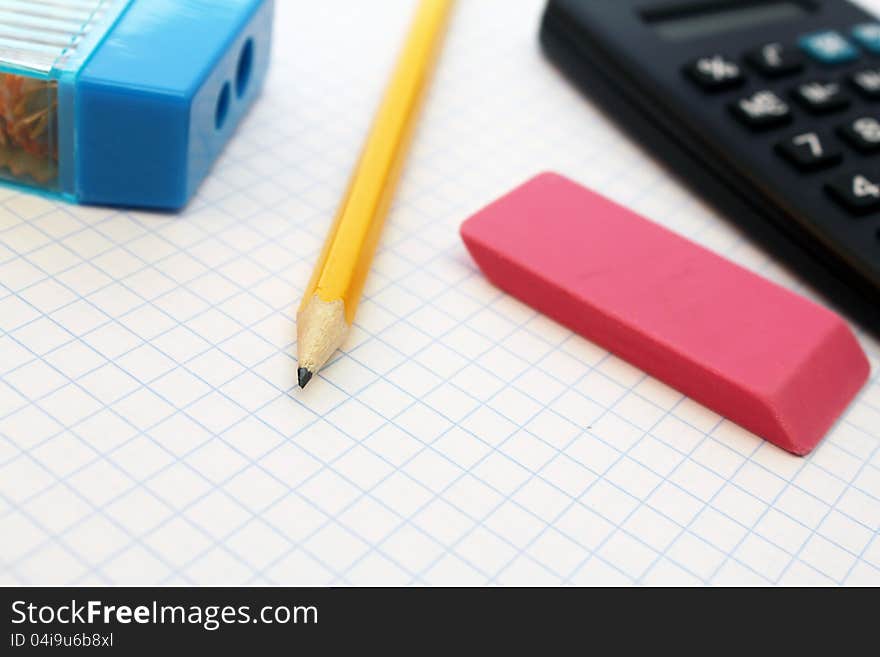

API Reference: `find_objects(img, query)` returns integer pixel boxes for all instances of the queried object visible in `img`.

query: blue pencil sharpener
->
[0,0,273,209]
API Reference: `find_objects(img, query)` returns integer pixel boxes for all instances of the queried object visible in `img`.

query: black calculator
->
[540,0,880,332]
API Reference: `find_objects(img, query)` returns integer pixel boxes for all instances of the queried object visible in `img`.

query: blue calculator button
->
[799,31,859,64]
[852,23,880,54]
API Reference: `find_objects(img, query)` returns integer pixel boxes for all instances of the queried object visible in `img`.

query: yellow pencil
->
[297,0,455,388]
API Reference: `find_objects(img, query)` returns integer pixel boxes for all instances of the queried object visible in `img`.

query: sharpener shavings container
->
[0,0,273,210]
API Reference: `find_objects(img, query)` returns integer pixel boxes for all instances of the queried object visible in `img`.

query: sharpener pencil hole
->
[236,38,254,98]
[216,82,231,130]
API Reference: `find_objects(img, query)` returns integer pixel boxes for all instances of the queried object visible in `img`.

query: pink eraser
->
[461,172,869,455]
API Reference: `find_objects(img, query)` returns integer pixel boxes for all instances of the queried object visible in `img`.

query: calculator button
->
[730,90,792,130]
[799,31,859,64]
[745,43,804,78]
[776,132,842,171]
[684,55,744,91]
[792,81,851,114]
[826,171,880,214]
[851,23,880,54]
[849,68,880,99]
[838,117,880,153]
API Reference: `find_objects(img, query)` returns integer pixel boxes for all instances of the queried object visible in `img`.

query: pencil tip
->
[298,367,313,389]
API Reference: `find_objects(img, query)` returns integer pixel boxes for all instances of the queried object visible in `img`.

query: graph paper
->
[1,0,879,586]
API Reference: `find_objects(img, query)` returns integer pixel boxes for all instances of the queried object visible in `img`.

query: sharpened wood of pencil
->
[296,0,455,389]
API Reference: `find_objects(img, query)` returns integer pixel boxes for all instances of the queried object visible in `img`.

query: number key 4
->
[826,171,880,214]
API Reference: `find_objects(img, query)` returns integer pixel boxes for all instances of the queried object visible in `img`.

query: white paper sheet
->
[0,0,878,586]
